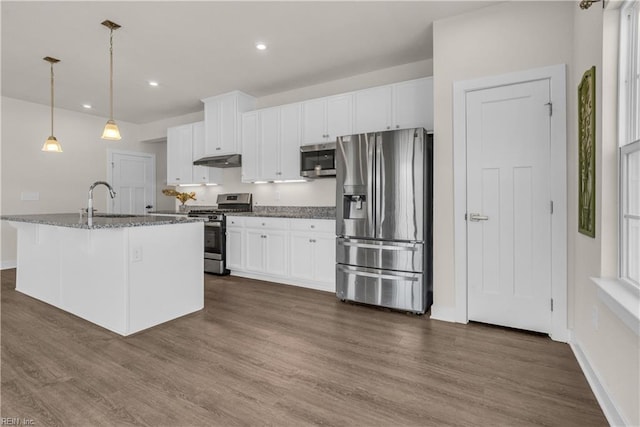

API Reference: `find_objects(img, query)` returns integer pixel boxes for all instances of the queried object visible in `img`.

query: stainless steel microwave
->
[300,142,336,178]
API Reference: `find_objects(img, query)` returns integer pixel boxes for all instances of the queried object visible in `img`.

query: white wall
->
[571,5,640,427]
[433,2,638,425]
[0,97,165,267]
[432,0,574,310]
[257,59,432,108]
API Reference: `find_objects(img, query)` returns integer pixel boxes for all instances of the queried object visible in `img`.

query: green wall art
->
[578,66,596,237]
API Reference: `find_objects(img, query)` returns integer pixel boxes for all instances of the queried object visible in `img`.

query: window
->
[620,1,640,287]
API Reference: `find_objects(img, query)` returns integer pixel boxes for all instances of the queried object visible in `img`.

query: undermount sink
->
[92,213,141,218]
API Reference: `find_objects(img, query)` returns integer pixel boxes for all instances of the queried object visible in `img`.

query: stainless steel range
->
[188,193,252,275]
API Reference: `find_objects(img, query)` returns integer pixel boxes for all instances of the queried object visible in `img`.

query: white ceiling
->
[1,1,496,124]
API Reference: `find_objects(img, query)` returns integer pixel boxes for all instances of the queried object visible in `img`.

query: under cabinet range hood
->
[193,154,241,168]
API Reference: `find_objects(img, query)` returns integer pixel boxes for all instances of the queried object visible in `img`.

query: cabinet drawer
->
[226,216,245,227]
[290,219,335,234]
[244,217,290,230]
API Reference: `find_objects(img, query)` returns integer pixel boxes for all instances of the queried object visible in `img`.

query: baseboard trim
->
[429,305,459,323]
[570,339,628,427]
[228,271,335,293]
[1,260,17,270]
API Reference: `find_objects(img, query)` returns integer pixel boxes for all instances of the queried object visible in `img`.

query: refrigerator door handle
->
[341,241,419,251]
[336,265,420,282]
[366,133,375,235]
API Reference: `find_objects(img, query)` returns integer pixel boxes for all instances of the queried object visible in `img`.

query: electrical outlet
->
[131,247,143,262]
[591,305,599,330]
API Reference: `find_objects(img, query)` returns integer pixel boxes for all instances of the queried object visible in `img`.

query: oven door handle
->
[205,222,223,228]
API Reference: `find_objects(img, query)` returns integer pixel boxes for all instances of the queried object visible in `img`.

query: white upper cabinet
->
[192,121,223,184]
[354,85,392,134]
[259,107,280,181]
[354,77,433,133]
[301,93,353,145]
[202,91,255,156]
[326,94,353,141]
[241,111,259,183]
[167,121,223,186]
[241,103,302,183]
[279,103,302,180]
[392,77,433,131]
[167,125,194,185]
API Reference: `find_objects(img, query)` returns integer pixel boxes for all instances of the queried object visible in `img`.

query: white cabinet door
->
[203,91,255,156]
[313,234,336,285]
[264,230,288,276]
[301,98,327,145]
[241,112,259,183]
[279,103,302,180]
[203,99,221,155]
[191,121,209,184]
[226,227,244,270]
[326,93,353,140]
[354,85,392,134]
[245,229,265,272]
[290,233,315,282]
[167,125,193,185]
[392,77,433,131]
[218,94,237,154]
[259,107,280,181]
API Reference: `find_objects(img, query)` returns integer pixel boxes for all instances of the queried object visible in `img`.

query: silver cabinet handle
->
[469,213,489,222]
[310,225,315,228]
[386,126,391,130]
[216,147,221,150]
[396,125,400,129]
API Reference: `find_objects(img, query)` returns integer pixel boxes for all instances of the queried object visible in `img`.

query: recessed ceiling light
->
[82,104,92,109]
[255,42,267,51]
[148,81,159,87]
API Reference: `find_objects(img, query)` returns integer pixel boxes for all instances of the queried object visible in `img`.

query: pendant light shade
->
[101,20,122,141]
[42,56,62,152]
[102,120,121,140]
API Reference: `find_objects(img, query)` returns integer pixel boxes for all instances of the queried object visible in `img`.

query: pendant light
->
[101,19,122,140]
[42,56,62,152]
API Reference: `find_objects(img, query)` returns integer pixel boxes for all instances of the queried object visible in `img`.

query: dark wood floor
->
[1,268,606,426]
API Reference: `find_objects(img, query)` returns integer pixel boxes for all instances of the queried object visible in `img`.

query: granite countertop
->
[146,210,188,215]
[0,213,201,229]
[228,206,336,220]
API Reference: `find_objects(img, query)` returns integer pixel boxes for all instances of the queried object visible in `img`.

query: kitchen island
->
[2,213,204,336]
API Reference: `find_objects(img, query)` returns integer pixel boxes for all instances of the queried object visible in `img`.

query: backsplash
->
[173,168,336,207]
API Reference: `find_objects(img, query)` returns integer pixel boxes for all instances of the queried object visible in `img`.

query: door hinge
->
[111,162,115,168]
[545,102,553,116]
[464,213,468,221]
[551,298,554,312]
[550,201,554,214]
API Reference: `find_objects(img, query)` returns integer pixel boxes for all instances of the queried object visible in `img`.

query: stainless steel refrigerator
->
[335,128,433,314]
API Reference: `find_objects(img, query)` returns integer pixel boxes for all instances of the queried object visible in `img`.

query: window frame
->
[619,140,639,287]
[619,1,640,288]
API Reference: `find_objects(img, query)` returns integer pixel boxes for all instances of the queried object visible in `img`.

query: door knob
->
[469,213,489,222]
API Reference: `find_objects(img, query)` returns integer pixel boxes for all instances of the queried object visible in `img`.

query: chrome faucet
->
[87,181,117,219]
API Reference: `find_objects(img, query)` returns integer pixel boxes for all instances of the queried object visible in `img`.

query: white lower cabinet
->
[245,229,288,276]
[226,216,335,292]
[226,226,244,271]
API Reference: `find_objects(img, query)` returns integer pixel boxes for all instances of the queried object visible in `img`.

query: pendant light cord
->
[50,62,54,136]
[109,28,114,121]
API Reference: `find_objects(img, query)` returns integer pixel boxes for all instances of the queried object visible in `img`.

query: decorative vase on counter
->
[178,204,188,213]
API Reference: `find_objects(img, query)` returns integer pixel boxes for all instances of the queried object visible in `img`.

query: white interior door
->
[466,79,552,333]
[109,150,155,214]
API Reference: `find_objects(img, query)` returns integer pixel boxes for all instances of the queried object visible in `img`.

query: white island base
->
[9,220,204,336]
